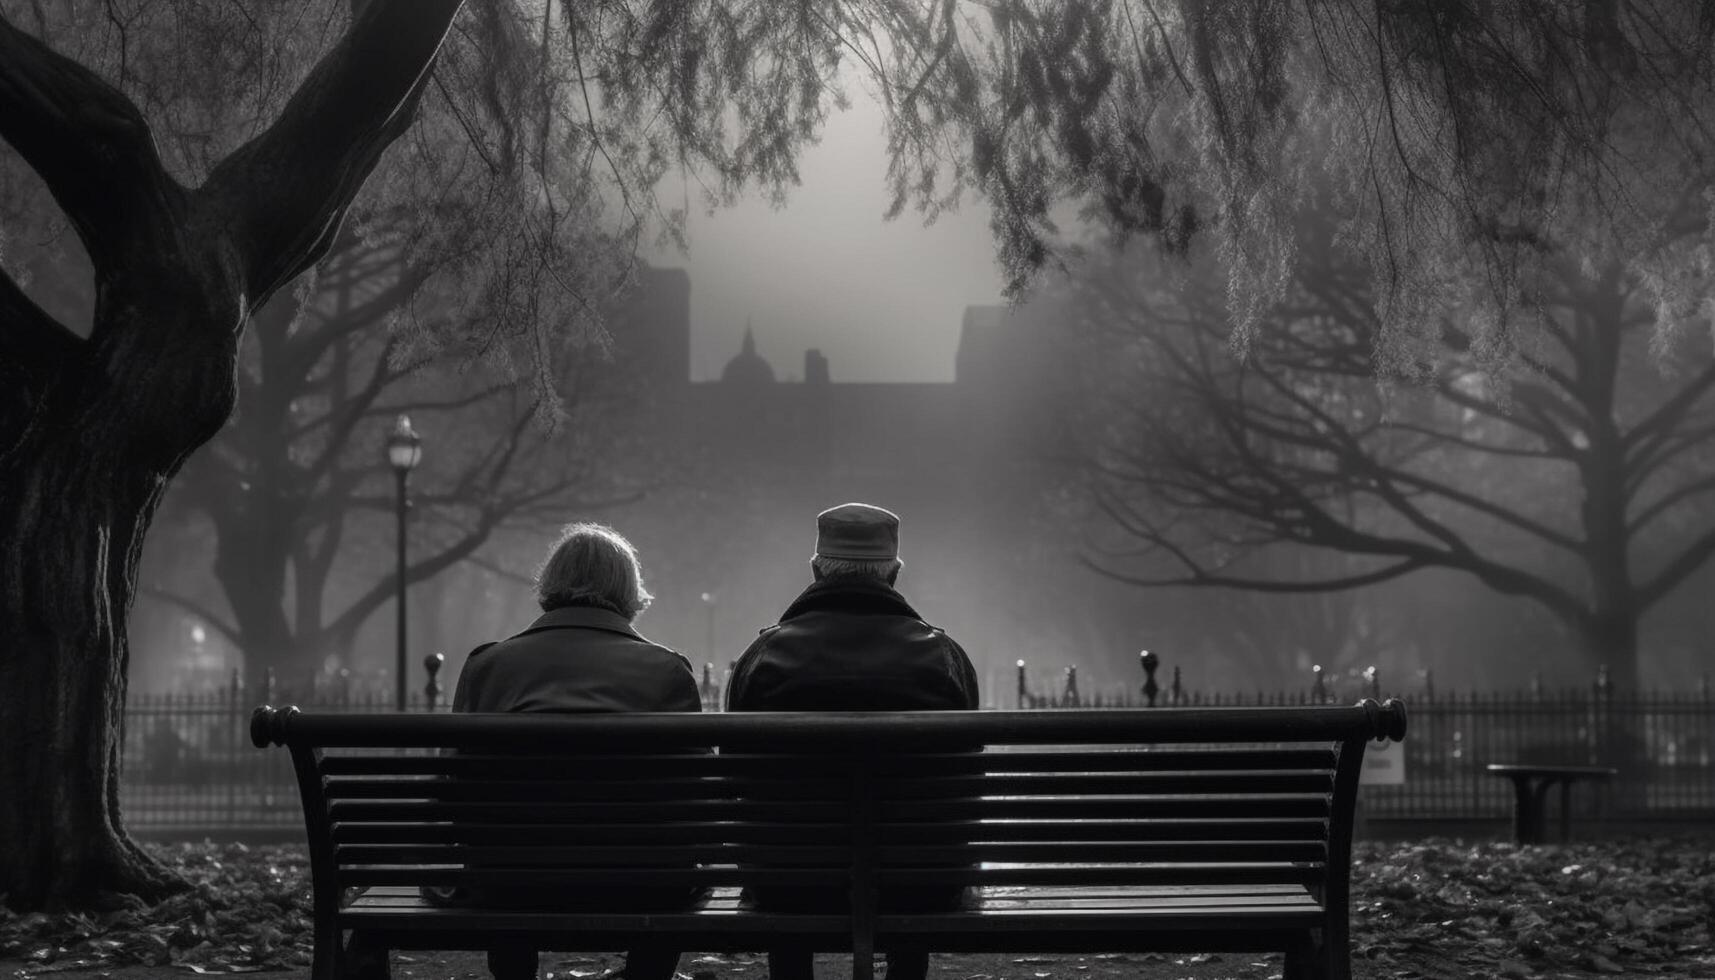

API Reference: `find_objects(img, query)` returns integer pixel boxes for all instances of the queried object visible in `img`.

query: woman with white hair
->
[446,522,699,980]
[452,522,697,715]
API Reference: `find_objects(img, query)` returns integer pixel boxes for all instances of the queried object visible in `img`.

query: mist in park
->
[120,192,1715,706]
[3,5,1715,978]
[0,9,1706,709]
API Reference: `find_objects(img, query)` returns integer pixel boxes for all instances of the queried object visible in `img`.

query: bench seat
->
[344,883,1325,954]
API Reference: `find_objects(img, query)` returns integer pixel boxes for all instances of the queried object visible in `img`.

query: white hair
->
[535,523,653,618]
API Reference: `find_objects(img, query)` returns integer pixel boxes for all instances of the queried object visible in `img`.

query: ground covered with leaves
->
[2,838,1711,979]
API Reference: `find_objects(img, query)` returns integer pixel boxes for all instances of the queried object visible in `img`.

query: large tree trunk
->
[0,454,189,908]
[1572,271,1648,799]
[0,0,464,910]
[215,509,301,689]
[1577,269,1643,696]
[0,286,239,907]
[1579,603,1644,773]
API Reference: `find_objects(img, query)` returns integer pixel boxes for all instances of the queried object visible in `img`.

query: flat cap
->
[814,502,900,561]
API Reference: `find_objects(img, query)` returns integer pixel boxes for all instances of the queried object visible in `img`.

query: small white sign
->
[1360,739,1406,786]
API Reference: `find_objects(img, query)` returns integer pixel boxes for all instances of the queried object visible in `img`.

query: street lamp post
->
[386,415,423,711]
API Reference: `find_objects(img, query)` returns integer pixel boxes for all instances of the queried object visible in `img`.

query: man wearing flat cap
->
[726,502,979,712]
[726,503,980,980]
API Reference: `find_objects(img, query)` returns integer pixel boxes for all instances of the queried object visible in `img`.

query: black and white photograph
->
[0,3,1711,980]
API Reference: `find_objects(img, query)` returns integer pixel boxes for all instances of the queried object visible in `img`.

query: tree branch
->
[1629,473,1715,537]
[1636,525,1715,612]
[0,13,182,270]
[461,553,535,586]
[0,265,81,375]
[1080,551,1430,593]
[1623,359,1715,481]
[0,264,84,453]
[1379,419,1561,460]
[320,510,500,648]
[200,0,465,307]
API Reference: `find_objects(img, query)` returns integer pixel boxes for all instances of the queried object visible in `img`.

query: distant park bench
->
[251,700,1407,980]
[1484,764,1617,844]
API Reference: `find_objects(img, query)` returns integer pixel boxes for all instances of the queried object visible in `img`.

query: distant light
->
[190,625,206,645]
[701,592,714,604]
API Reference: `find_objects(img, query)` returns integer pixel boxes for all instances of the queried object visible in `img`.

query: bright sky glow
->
[654,87,1009,383]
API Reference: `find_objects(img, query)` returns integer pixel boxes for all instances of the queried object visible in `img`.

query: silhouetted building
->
[598,269,1149,697]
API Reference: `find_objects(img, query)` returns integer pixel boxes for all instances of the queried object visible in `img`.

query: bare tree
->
[141,242,666,691]
[1068,236,1715,696]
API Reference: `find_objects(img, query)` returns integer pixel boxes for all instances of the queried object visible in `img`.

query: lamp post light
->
[386,414,423,711]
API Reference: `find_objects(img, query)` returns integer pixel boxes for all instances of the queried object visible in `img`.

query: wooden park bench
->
[251,700,1407,980]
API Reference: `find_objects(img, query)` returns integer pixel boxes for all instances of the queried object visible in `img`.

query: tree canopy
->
[886,1,1715,374]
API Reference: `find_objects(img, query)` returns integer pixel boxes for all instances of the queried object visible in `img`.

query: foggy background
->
[120,76,1715,706]
[669,82,1006,383]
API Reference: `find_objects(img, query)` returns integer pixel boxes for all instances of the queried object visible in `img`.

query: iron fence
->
[123,673,458,831]
[1012,657,1715,821]
[123,660,720,830]
[120,656,1714,831]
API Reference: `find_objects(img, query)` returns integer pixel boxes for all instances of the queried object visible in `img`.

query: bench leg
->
[343,932,392,980]
[1323,909,1353,980]
[1283,931,1348,980]
[486,947,538,980]
[1283,939,1312,980]
[851,943,873,980]
[310,922,343,980]
[1508,776,1542,845]
[767,948,815,980]
[882,951,929,980]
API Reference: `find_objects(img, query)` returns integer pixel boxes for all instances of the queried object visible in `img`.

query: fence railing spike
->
[423,652,444,711]
[1138,650,1159,708]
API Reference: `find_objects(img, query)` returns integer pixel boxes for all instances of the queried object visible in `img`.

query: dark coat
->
[452,605,700,714]
[725,577,979,712]
[436,603,702,912]
[725,576,980,913]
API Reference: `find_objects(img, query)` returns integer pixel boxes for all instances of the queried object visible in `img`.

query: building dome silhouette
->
[720,326,776,385]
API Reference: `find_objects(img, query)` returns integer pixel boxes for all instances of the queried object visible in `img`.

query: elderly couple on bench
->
[443,502,980,980]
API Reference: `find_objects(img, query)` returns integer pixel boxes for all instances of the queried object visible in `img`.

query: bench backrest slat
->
[339,867,851,889]
[326,817,1335,846]
[329,821,854,846]
[877,841,1328,863]
[335,843,855,865]
[876,864,1325,888]
[879,796,1334,820]
[881,818,1332,843]
[326,799,854,822]
[315,748,1342,777]
[323,775,844,801]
